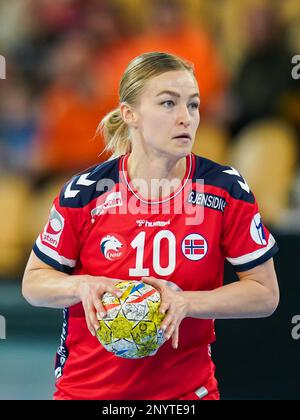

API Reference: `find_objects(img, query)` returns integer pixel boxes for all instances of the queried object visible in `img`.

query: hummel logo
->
[136,219,171,227]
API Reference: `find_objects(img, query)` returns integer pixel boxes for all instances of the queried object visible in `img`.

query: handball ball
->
[96,280,166,359]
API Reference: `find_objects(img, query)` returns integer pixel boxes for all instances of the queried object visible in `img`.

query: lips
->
[173,133,192,140]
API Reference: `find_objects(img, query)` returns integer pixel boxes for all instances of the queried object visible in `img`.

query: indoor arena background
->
[0,0,300,400]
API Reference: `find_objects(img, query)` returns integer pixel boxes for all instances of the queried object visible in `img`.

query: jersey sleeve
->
[33,193,80,274]
[221,177,279,272]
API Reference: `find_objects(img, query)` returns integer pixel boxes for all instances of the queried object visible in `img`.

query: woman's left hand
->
[141,276,188,349]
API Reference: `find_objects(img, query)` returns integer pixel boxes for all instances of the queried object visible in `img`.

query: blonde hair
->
[98,52,195,158]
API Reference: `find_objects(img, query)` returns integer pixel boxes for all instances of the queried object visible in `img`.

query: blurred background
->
[0,0,300,399]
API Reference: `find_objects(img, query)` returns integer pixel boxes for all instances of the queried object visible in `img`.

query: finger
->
[96,277,123,297]
[93,296,107,319]
[82,300,96,336]
[108,286,123,299]
[164,320,177,341]
[161,303,179,338]
[141,276,165,290]
[159,310,175,335]
[159,298,171,315]
[86,300,100,334]
[110,278,124,286]
[141,277,170,313]
[171,327,179,349]
[108,280,124,291]
[102,283,123,299]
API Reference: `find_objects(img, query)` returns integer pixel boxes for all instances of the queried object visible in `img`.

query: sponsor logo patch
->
[42,206,65,248]
[91,191,123,217]
[250,213,267,245]
[100,233,127,261]
[187,191,227,213]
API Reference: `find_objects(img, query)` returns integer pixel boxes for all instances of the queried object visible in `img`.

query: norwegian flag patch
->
[181,234,208,261]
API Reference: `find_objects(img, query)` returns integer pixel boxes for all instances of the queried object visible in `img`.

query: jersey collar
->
[120,153,194,205]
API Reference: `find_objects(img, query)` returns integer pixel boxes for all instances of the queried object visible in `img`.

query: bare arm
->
[22,251,122,335]
[142,258,279,348]
[184,258,280,319]
[22,251,80,308]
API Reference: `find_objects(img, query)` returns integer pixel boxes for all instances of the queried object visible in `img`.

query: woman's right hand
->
[75,275,123,337]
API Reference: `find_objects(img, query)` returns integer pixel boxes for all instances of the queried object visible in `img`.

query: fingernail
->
[91,330,95,336]
[99,312,106,318]
[117,292,123,298]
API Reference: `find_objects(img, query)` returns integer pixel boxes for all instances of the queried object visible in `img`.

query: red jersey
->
[33,153,278,400]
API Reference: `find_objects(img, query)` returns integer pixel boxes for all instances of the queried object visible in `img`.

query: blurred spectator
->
[92,0,228,122]
[30,31,112,177]
[32,0,81,33]
[280,0,300,52]
[0,80,37,174]
[227,4,299,136]
[81,0,128,46]
[88,0,142,102]
[0,0,35,53]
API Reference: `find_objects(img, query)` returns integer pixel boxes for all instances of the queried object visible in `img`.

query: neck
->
[126,150,188,200]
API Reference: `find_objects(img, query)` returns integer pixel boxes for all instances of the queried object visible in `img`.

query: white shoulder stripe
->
[36,236,77,268]
[226,235,276,266]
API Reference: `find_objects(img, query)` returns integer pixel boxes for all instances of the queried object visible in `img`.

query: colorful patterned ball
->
[96,281,166,359]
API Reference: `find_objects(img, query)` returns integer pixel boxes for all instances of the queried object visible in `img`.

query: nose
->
[176,105,191,127]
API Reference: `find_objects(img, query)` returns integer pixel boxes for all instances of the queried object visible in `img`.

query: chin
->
[156,143,192,160]
[172,144,192,157]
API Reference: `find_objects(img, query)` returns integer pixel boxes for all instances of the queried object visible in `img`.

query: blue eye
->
[160,100,199,110]
[161,100,175,108]
[188,102,199,110]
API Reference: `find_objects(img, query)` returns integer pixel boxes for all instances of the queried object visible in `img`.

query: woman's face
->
[132,70,200,158]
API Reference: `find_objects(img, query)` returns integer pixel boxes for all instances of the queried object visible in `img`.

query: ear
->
[120,102,138,128]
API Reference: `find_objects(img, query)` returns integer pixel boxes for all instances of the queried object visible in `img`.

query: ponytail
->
[98,108,131,158]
